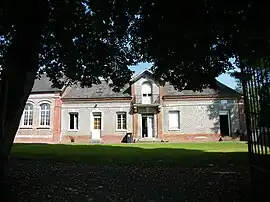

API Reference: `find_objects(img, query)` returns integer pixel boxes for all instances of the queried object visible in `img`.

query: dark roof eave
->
[62,96,132,100]
[163,94,240,99]
[31,90,61,94]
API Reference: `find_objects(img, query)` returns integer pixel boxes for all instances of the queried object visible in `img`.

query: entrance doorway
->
[141,114,154,138]
[92,112,101,141]
[219,111,230,136]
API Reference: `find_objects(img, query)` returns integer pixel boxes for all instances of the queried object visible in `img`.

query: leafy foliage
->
[1,0,136,92]
[235,61,270,128]
[234,79,243,94]
[1,0,270,91]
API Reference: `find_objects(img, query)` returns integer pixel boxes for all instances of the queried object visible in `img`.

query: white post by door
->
[147,115,154,138]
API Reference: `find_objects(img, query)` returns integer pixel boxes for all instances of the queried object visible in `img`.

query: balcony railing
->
[133,94,160,105]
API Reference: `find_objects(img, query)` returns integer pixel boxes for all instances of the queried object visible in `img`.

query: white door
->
[92,112,101,141]
[142,82,152,104]
[147,116,154,138]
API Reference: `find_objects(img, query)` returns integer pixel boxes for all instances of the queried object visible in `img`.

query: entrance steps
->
[136,138,162,143]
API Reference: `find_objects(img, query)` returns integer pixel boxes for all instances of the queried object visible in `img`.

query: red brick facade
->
[61,135,91,143]
[53,96,62,142]
[14,93,62,144]
[60,135,126,144]
[14,137,55,144]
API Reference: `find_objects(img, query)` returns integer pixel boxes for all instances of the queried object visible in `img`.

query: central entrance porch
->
[141,114,155,138]
[132,106,160,140]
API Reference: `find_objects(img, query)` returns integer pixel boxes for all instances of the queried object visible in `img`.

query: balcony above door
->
[132,94,160,107]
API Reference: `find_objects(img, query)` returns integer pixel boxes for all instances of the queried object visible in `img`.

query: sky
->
[129,62,237,89]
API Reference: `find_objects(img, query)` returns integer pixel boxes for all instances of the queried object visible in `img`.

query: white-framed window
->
[69,112,79,130]
[40,103,50,126]
[22,103,33,126]
[141,82,152,104]
[168,110,180,130]
[116,112,127,130]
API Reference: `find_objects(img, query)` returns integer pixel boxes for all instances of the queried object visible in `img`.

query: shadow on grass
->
[11,143,248,168]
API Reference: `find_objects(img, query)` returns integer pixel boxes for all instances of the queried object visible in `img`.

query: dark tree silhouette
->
[234,79,243,94]
[1,0,270,183]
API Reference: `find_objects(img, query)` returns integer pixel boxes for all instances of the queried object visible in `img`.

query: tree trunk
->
[0,0,48,187]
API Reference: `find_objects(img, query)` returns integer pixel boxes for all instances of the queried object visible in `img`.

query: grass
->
[11,142,249,167]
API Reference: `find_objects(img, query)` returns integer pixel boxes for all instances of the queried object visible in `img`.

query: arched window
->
[23,103,33,126]
[141,82,152,104]
[40,103,51,126]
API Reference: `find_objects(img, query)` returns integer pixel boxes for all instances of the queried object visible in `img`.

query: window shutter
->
[169,111,180,129]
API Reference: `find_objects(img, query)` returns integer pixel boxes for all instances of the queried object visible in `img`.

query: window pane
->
[40,103,50,110]
[93,112,101,129]
[117,113,127,130]
[122,121,126,130]
[40,111,45,125]
[116,114,120,129]
[117,114,121,120]
[40,103,50,126]
[97,118,101,129]
[46,111,50,125]
[122,114,126,129]
[40,104,45,110]
[94,118,101,129]
[69,113,79,130]
[23,104,33,126]
[29,110,33,125]
[117,123,121,129]
[117,114,121,129]
[25,104,33,110]
[23,111,29,125]
[70,114,74,129]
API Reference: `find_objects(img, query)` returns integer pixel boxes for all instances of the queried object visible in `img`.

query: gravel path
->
[8,158,250,202]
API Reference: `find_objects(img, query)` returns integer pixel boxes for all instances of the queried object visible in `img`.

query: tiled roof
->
[62,81,131,99]
[164,80,240,97]
[31,71,239,98]
[31,74,62,93]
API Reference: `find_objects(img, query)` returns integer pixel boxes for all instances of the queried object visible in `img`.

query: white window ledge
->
[37,126,51,129]
[169,128,181,131]
[116,129,127,132]
[19,126,33,129]
[67,129,79,132]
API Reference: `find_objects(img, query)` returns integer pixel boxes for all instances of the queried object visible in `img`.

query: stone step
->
[136,138,162,143]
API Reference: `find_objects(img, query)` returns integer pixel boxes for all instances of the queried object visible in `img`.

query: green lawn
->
[11,142,248,167]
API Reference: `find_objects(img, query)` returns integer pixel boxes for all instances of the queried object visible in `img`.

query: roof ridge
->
[130,69,152,82]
